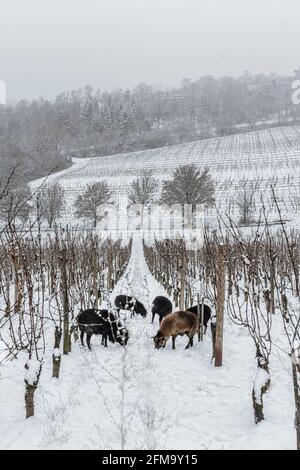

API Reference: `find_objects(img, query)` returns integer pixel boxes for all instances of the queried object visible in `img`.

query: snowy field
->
[1,126,299,450]
[0,238,295,450]
[31,125,300,226]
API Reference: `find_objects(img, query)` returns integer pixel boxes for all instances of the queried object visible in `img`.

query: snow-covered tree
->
[128,171,158,226]
[38,183,65,228]
[160,165,215,208]
[75,181,112,228]
[128,171,158,207]
[0,183,32,224]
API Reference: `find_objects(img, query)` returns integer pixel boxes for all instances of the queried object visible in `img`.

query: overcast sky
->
[0,0,299,100]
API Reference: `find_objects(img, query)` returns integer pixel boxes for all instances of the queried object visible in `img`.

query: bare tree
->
[38,183,65,228]
[128,171,158,207]
[128,170,158,225]
[0,183,32,225]
[75,181,112,228]
[236,184,256,226]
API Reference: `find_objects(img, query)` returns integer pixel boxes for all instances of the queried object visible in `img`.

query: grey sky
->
[0,0,299,100]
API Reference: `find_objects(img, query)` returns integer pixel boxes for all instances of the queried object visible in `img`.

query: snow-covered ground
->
[0,237,295,450]
[30,125,300,227]
[2,127,299,449]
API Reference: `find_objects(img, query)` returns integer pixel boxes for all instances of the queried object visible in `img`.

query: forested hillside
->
[0,71,299,186]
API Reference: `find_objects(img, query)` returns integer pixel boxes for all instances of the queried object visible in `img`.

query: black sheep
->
[187,304,212,334]
[77,309,128,350]
[114,295,147,318]
[99,310,129,346]
[151,296,173,324]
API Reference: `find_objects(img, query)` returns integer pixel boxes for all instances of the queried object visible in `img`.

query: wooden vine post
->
[61,247,70,355]
[200,297,205,342]
[292,357,300,450]
[197,294,200,341]
[197,293,205,342]
[214,245,226,367]
[179,250,186,310]
[52,326,62,378]
[107,242,113,292]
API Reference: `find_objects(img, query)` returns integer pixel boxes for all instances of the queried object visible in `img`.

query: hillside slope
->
[31,125,300,223]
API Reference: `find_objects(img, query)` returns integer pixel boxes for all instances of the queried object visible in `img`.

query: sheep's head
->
[153,332,166,349]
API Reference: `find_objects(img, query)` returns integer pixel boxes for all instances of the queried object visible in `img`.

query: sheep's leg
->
[104,334,108,347]
[86,333,92,350]
[185,336,194,349]
[102,332,107,347]
[152,311,155,323]
[172,336,176,350]
[80,330,85,347]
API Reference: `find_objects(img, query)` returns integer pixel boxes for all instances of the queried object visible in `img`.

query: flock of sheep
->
[76,295,211,351]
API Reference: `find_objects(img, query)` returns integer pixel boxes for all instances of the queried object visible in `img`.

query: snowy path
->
[0,237,295,449]
[111,237,170,313]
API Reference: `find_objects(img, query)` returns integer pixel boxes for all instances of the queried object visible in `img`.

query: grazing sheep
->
[100,310,129,346]
[187,304,212,334]
[115,295,147,318]
[153,310,198,350]
[77,309,128,350]
[151,296,173,324]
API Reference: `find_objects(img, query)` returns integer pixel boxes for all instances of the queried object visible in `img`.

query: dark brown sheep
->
[153,310,198,350]
[187,304,211,334]
[151,296,173,324]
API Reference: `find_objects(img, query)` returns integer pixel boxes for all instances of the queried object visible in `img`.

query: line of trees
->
[0,181,66,229]
[0,165,215,229]
[127,165,215,227]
